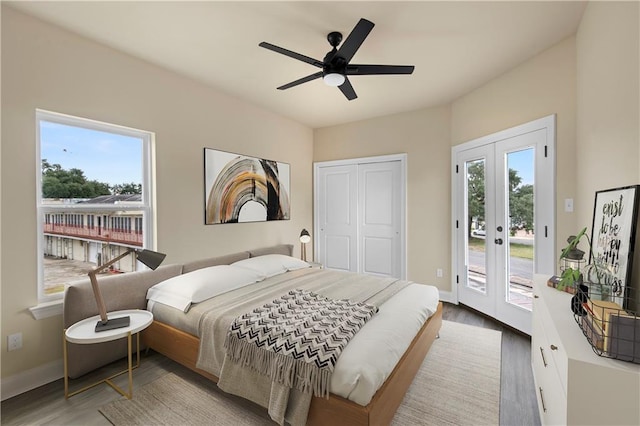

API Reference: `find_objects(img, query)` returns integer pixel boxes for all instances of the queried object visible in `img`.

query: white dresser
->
[531,274,640,425]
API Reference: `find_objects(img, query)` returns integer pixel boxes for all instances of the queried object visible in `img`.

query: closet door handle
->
[539,346,547,367]
[538,387,547,413]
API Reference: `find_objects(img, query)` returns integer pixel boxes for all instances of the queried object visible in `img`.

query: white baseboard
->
[1,359,62,401]
[438,290,457,304]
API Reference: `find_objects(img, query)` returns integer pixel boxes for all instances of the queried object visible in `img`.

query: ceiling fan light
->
[323,73,345,87]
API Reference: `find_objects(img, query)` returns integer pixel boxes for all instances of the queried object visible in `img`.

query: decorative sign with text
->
[589,185,640,306]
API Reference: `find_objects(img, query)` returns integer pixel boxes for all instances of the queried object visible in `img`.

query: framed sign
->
[589,185,640,307]
[204,148,290,224]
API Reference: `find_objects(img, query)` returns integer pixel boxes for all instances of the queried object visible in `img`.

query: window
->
[36,110,155,302]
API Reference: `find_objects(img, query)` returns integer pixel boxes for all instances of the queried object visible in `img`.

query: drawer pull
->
[550,344,558,351]
[539,346,548,367]
[534,294,539,299]
[538,387,547,413]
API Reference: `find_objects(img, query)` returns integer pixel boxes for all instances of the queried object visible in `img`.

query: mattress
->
[148,268,439,405]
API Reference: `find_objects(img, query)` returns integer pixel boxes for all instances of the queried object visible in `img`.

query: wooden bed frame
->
[142,301,443,426]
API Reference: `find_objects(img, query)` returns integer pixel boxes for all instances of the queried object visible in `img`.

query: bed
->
[141,246,443,426]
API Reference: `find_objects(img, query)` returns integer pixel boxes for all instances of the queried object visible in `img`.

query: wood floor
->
[1,302,540,426]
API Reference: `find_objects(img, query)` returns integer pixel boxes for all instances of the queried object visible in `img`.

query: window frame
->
[35,109,155,303]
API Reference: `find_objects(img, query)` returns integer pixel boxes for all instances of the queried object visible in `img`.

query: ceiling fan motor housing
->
[323,57,346,76]
[327,31,343,47]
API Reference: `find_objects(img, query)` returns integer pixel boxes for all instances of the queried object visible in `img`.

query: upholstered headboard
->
[181,252,249,275]
[248,244,293,258]
[63,244,294,378]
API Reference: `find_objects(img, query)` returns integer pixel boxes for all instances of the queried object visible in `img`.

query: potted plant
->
[557,227,587,291]
[557,227,613,301]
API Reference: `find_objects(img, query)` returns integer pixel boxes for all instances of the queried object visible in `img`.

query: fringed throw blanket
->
[224,289,379,399]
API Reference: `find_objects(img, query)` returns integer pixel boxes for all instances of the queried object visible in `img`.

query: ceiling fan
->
[259,18,415,101]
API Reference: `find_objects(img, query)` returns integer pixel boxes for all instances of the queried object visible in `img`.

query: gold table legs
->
[63,330,141,399]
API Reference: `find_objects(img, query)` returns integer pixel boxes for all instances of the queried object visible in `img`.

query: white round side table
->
[63,309,153,399]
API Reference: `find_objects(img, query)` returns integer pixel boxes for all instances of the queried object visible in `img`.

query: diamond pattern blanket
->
[224,288,379,399]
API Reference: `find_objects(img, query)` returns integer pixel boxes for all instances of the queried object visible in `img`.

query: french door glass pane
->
[506,148,534,311]
[466,159,486,294]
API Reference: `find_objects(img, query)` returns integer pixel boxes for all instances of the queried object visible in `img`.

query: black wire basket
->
[574,283,640,364]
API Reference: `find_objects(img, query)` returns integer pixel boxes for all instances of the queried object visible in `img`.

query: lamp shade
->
[300,229,311,244]
[136,249,166,270]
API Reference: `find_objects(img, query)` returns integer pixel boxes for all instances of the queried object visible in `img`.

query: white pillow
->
[231,254,310,278]
[146,265,262,312]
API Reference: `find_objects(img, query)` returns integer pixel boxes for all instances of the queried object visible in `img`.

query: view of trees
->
[111,182,142,195]
[41,160,141,198]
[467,161,534,236]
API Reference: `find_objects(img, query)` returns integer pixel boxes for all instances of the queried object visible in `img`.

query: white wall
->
[1,6,313,379]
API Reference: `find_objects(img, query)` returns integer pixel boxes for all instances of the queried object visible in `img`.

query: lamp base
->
[95,316,130,332]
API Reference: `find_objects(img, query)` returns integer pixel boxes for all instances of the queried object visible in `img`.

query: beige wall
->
[314,36,577,293]
[314,106,452,291]
[3,0,639,388]
[575,1,640,307]
[576,1,639,224]
[451,36,577,262]
[1,7,313,378]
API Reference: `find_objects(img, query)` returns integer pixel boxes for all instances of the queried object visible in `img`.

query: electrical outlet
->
[436,268,443,278]
[8,332,22,351]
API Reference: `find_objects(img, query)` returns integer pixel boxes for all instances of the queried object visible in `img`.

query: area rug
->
[99,320,501,425]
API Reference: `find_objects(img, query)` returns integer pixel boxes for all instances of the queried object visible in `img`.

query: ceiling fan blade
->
[335,18,375,64]
[259,42,324,68]
[346,64,415,75]
[277,71,323,90]
[338,77,358,101]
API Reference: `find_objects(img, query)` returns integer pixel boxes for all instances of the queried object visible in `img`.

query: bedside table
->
[63,309,153,399]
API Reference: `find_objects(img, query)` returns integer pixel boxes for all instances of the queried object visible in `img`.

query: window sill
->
[29,300,63,320]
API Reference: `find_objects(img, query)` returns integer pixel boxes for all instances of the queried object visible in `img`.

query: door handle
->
[539,346,547,367]
[494,238,503,245]
[539,387,547,413]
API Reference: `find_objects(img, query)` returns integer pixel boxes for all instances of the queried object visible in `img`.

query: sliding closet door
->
[359,161,402,277]
[315,154,406,279]
[316,164,358,272]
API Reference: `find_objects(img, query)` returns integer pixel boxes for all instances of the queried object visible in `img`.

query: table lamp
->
[89,248,166,332]
[299,229,311,262]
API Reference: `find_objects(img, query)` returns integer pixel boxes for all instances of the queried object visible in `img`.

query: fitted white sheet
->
[330,283,439,405]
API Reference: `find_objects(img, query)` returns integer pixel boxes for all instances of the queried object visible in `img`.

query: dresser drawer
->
[532,314,568,425]
[532,276,640,426]
[533,293,569,393]
[533,355,567,426]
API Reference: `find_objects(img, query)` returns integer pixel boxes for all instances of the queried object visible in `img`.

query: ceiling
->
[8,1,587,129]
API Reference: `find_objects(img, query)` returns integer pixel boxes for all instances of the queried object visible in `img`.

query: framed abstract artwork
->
[589,185,640,307]
[204,148,290,224]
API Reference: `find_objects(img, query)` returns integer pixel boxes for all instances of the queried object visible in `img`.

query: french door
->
[453,116,556,334]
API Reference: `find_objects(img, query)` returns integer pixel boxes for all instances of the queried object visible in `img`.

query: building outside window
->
[36,110,155,302]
